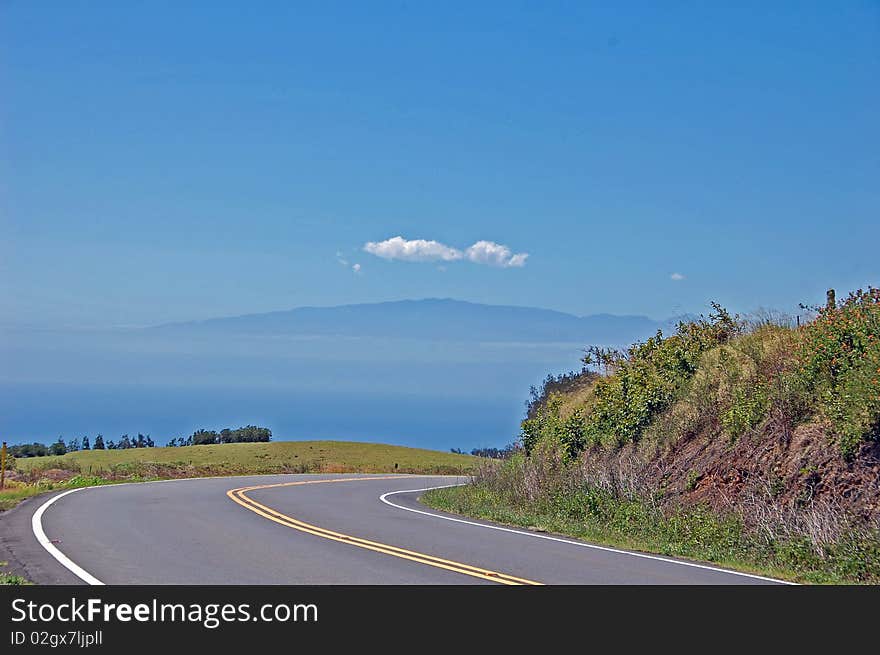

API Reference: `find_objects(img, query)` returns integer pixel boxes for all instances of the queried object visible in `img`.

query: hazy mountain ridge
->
[151,298,668,345]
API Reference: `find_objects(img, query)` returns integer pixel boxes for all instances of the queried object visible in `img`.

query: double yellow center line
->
[226,476,542,585]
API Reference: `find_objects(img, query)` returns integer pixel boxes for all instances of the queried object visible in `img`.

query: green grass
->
[0,485,47,511]
[13,440,479,476]
[0,561,30,585]
[0,475,118,512]
[423,483,879,584]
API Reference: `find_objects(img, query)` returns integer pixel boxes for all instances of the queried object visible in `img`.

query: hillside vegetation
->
[426,288,880,583]
[1,441,477,511]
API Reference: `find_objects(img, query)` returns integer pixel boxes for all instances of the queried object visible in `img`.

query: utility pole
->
[1,441,6,489]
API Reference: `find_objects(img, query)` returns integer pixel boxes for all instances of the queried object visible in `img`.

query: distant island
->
[150,298,672,345]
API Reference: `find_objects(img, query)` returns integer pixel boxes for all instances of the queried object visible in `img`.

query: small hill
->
[428,287,880,583]
[521,290,880,523]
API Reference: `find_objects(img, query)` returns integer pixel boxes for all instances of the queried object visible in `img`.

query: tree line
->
[7,425,272,457]
[450,443,518,459]
[168,426,271,447]
[9,434,153,457]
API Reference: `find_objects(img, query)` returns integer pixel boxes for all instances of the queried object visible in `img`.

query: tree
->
[68,437,80,452]
[118,434,132,449]
[106,439,116,450]
[82,435,90,450]
[9,442,49,457]
[191,429,219,445]
[190,426,271,445]
[582,345,624,375]
[229,426,271,443]
[50,437,67,456]
[93,435,104,450]
[469,444,519,459]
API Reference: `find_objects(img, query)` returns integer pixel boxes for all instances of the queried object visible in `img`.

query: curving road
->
[2,474,786,585]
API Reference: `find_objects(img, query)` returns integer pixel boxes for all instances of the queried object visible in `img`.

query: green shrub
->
[795,287,880,456]
[721,380,770,440]
[579,303,740,450]
[522,288,879,459]
[520,396,565,455]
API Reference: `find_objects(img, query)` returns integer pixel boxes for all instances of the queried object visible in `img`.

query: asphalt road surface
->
[3,474,786,585]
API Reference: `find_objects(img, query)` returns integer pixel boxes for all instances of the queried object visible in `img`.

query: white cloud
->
[352,263,362,274]
[336,251,349,266]
[363,236,463,263]
[670,272,686,281]
[465,240,528,268]
[363,236,528,268]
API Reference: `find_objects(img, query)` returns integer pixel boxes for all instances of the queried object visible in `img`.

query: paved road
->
[3,474,783,584]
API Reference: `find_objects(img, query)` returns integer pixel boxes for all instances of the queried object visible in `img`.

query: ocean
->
[0,382,525,452]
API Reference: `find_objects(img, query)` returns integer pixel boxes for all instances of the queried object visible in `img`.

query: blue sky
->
[2,1,878,327]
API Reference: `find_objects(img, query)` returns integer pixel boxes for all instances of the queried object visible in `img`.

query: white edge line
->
[380,483,799,586]
[32,488,105,585]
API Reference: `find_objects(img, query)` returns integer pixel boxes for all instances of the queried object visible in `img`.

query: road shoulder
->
[0,491,83,585]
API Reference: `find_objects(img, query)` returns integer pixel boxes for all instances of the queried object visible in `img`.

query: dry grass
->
[555,383,598,420]
[427,446,880,583]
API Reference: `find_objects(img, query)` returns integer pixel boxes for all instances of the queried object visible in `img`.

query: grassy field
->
[1,440,479,511]
[12,440,478,475]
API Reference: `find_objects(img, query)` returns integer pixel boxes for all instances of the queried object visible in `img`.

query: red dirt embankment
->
[629,421,880,523]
